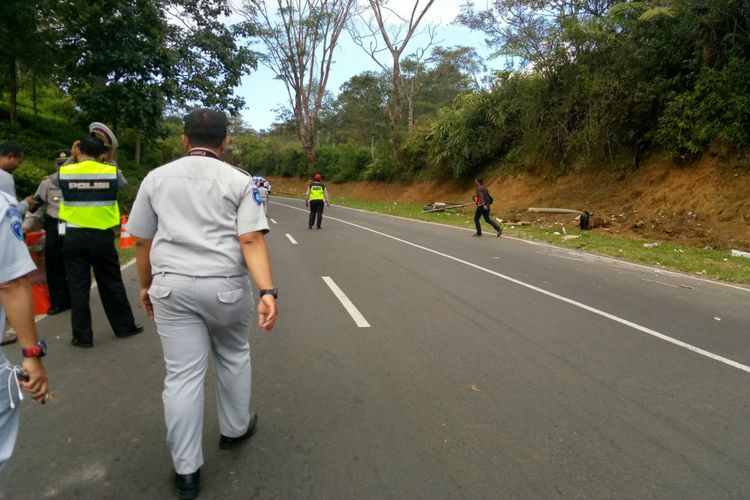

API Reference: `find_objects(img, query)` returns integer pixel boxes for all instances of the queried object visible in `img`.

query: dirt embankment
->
[268,154,750,250]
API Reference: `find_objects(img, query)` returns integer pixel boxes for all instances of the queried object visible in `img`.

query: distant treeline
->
[239,1,750,182]
[2,1,749,192]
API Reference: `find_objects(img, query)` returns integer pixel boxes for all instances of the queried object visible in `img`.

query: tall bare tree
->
[399,31,435,132]
[240,0,355,169]
[349,0,436,155]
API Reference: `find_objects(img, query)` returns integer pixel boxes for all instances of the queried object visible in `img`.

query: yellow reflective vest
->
[309,182,326,201]
[58,160,120,229]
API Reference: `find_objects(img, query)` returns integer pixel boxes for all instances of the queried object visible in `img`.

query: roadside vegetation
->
[3,1,749,281]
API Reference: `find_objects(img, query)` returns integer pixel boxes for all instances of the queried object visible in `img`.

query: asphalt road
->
[1,198,748,499]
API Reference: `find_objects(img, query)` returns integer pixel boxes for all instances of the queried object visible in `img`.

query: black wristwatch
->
[259,288,278,299]
[22,340,47,358]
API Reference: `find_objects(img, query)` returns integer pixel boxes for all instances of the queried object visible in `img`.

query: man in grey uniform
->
[0,191,49,472]
[1,141,39,347]
[128,109,277,500]
[0,142,38,215]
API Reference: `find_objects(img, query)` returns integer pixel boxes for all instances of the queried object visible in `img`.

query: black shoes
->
[219,413,258,450]
[117,324,144,338]
[173,414,255,498]
[472,233,482,237]
[47,305,70,315]
[496,228,503,237]
[72,325,143,347]
[175,468,200,500]
[71,338,93,348]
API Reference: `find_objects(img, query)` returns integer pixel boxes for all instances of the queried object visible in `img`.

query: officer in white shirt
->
[0,191,49,472]
[127,109,277,500]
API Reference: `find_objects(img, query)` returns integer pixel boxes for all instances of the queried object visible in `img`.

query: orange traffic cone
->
[119,215,134,249]
[25,230,50,315]
[32,283,51,315]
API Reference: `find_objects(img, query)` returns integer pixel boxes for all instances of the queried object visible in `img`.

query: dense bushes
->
[659,58,750,162]
[5,2,750,188]
[393,1,750,177]
[234,135,375,183]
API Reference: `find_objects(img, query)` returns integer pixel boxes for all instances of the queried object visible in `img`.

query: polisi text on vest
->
[69,181,112,190]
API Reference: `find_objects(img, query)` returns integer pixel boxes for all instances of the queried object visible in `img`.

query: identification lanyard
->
[188,148,220,160]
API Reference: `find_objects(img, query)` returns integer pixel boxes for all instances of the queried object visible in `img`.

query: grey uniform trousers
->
[0,362,21,473]
[149,273,253,475]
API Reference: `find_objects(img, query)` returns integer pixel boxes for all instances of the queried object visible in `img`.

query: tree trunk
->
[135,133,142,166]
[32,73,38,116]
[370,136,375,159]
[390,57,404,159]
[9,58,17,126]
[407,94,414,132]
[112,97,119,137]
[303,140,316,170]
[299,123,317,170]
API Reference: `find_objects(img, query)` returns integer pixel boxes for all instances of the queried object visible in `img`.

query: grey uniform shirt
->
[0,192,36,365]
[0,169,28,215]
[126,155,269,277]
[22,177,63,231]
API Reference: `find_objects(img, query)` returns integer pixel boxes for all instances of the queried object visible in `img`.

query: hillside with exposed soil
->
[269,154,750,251]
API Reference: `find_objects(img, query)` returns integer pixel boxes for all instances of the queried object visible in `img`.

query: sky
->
[235,1,501,131]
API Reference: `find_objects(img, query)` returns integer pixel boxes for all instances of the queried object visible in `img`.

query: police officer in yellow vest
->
[55,134,143,347]
[304,173,330,229]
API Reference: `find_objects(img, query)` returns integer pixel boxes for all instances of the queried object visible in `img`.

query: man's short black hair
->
[0,141,23,157]
[78,135,107,158]
[184,108,227,148]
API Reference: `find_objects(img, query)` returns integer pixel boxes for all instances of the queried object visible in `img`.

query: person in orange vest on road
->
[51,127,143,348]
[304,173,330,229]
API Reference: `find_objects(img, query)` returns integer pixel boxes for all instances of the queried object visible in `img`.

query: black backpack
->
[486,193,493,205]
[579,210,590,230]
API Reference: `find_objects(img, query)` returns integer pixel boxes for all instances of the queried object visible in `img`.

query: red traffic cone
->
[119,215,134,249]
[25,230,50,314]
[32,283,51,315]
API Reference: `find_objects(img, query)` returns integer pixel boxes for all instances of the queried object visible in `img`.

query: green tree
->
[0,0,58,125]
[166,0,258,114]
[57,0,257,164]
[349,0,438,159]
[322,72,390,149]
[240,0,357,170]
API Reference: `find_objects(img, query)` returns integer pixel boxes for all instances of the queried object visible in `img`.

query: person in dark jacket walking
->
[472,176,502,237]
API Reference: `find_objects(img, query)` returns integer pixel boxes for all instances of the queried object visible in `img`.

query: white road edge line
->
[285,233,298,245]
[276,201,750,374]
[322,276,371,328]
[269,197,750,293]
